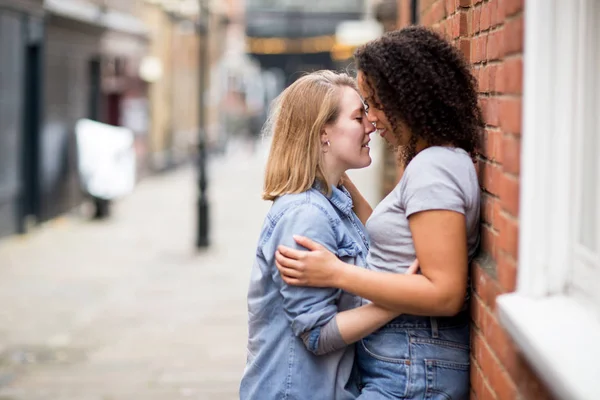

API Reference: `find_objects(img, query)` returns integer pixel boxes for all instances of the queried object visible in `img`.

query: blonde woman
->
[239,71,417,400]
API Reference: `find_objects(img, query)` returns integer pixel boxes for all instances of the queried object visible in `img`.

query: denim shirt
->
[240,184,370,400]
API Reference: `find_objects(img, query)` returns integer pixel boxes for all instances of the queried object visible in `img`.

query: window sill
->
[497,293,600,400]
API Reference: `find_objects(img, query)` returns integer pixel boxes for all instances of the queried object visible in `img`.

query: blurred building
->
[0,0,45,238]
[385,1,600,400]
[245,0,367,86]
[0,0,149,237]
[140,0,200,171]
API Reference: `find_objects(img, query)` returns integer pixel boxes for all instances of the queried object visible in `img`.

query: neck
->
[322,158,344,189]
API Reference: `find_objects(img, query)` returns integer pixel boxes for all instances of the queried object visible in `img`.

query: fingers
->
[277,245,307,260]
[292,235,324,251]
[275,251,303,272]
[405,258,420,275]
[275,259,302,279]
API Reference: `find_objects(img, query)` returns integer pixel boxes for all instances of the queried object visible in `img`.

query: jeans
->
[356,312,470,400]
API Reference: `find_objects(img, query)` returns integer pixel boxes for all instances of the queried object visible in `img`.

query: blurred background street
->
[0,0,392,397]
[0,135,383,400]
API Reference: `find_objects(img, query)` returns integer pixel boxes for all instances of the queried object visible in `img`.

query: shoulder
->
[261,190,340,250]
[402,147,475,187]
[269,189,338,226]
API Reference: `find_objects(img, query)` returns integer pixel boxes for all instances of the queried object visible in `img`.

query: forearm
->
[301,303,399,355]
[334,262,464,316]
[335,302,398,344]
[342,179,372,225]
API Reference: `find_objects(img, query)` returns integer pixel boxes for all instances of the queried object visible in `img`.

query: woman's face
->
[357,70,400,147]
[323,86,375,171]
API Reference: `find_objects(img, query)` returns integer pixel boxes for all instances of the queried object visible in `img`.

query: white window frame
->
[496,1,600,400]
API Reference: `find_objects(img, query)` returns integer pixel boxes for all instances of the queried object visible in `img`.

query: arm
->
[341,173,372,225]
[277,211,467,316]
[271,204,397,356]
[277,155,471,317]
[339,209,467,315]
[302,259,419,355]
[333,258,419,344]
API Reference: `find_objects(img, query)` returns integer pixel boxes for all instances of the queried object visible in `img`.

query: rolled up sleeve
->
[266,203,343,354]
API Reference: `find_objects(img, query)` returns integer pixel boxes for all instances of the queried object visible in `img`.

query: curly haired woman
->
[276,26,483,399]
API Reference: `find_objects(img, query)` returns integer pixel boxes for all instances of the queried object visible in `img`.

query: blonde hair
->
[262,70,357,201]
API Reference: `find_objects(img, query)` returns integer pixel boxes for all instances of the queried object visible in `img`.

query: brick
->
[488,63,499,93]
[484,128,502,162]
[453,12,462,38]
[504,0,523,17]
[499,97,522,134]
[498,212,519,260]
[471,293,487,330]
[460,0,472,6]
[476,313,519,400]
[479,65,489,92]
[480,224,498,262]
[492,366,517,400]
[482,160,501,195]
[476,333,499,395]
[497,252,517,292]
[483,97,500,127]
[493,195,502,231]
[473,5,481,33]
[472,262,501,308]
[501,134,520,174]
[459,38,472,61]
[478,34,488,62]
[490,0,505,27]
[480,193,498,226]
[480,1,491,31]
[496,63,506,93]
[487,28,505,60]
[446,0,456,16]
[470,356,487,399]
[499,172,519,216]
[503,56,523,94]
[504,15,524,55]
[460,10,469,36]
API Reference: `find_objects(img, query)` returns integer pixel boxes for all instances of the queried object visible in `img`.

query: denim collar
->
[313,180,354,217]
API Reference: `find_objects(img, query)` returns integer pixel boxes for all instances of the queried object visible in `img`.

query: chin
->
[359,158,372,168]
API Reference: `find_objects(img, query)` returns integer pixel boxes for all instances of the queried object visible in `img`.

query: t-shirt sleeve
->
[402,151,467,218]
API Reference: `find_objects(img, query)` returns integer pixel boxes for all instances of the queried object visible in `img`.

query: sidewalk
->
[0,136,383,400]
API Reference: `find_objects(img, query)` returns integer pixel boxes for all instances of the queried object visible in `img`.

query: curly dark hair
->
[354,26,483,165]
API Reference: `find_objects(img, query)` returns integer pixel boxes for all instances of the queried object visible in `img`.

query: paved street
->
[0,136,383,400]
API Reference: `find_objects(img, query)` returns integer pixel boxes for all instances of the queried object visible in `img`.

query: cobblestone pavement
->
[0,136,384,400]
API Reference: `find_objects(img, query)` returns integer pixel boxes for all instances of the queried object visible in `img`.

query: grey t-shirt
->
[365,146,480,274]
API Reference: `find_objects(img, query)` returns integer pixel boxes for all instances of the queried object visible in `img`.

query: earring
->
[322,140,330,153]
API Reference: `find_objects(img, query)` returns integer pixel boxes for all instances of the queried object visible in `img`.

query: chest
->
[366,190,412,246]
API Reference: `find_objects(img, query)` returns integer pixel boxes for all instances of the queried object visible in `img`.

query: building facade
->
[0,0,151,237]
[0,0,45,237]
[383,1,600,399]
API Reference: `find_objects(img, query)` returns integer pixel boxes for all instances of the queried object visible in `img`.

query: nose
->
[366,111,378,125]
[364,118,376,134]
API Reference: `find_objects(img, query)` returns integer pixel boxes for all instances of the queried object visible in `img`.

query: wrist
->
[331,258,349,289]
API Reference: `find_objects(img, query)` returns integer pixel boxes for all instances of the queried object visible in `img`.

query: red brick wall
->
[404,0,555,399]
